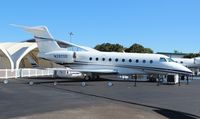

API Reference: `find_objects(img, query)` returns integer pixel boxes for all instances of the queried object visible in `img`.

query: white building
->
[0,39,67,69]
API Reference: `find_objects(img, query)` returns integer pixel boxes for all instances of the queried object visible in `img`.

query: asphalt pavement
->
[0,78,199,119]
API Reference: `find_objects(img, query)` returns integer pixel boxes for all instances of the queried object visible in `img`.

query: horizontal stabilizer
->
[12,24,62,53]
[10,24,54,39]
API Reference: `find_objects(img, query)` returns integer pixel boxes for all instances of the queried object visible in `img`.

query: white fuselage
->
[39,50,192,75]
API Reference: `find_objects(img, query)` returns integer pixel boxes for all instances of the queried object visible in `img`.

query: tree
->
[94,43,124,52]
[125,43,144,53]
[144,48,153,53]
[183,53,200,58]
[94,43,153,53]
[125,43,153,53]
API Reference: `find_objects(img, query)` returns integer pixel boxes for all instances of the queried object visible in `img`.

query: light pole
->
[69,32,74,42]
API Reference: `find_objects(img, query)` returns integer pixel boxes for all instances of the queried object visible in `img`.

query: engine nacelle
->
[38,51,76,63]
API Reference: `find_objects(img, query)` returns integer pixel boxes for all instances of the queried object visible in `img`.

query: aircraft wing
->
[56,40,99,52]
[73,69,118,74]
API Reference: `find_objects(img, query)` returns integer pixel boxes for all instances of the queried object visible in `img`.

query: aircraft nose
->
[183,66,192,74]
[175,63,193,75]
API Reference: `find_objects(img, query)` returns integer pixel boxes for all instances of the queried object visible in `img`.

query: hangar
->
[0,39,66,69]
[0,43,14,69]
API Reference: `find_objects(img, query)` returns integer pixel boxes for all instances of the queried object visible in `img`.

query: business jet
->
[172,57,200,68]
[13,25,192,80]
[172,57,200,76]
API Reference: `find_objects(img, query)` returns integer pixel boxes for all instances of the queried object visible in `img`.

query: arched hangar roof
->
[0,43,14,69]
[0,38,74,69]
[0,41,37,69]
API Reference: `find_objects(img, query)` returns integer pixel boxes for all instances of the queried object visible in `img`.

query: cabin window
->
[115,58,118,62]
[150,60,153,64]
[129,59,132,62]
[136,59,139,63]
[102,58,105,61]
[122,59,125,62]
[96,57,99,61]
[143,60,146,63]
[180,61,183,64]
[109,58,112,61]
[89,57,92,61]
[159,57,167,62]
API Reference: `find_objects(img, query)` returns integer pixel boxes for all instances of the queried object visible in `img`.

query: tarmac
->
[0,77,200,119]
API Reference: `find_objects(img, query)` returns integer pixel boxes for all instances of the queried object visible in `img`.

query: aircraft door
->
[73,52,77,61]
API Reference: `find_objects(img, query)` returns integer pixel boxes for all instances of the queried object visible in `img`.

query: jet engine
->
[44,51,76,64]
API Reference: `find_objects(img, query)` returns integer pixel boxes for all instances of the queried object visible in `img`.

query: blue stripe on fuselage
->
[60,61,192,75]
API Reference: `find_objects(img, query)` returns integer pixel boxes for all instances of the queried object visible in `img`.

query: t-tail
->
[11,24,62,53]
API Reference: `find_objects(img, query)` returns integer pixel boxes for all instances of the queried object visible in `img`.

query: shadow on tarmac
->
[43,84,200,119]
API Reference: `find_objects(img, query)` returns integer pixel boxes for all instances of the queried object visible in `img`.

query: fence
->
[1,68,199,80]
[0,68,54,79]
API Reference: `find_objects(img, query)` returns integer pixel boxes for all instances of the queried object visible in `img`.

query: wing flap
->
[73,69,118,74]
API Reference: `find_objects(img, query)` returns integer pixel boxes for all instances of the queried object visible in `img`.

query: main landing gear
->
[178,74,190,86]
[83,73,100,80]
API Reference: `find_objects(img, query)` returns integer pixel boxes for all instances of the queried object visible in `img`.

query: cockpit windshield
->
[167,58,175,62]
[160,57,175,62]
[159,57,167,62]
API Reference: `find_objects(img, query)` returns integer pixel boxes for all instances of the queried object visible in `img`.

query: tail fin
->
[11,24,62,53]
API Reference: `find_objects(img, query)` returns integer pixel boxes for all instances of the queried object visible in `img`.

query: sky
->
[0,0,200,53]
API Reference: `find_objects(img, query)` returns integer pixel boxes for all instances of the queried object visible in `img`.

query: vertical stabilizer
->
[11,24,62,53]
